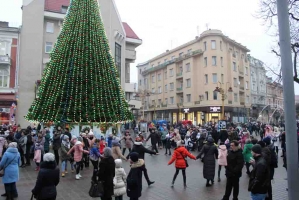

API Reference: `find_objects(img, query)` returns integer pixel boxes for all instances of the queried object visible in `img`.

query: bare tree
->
[257,0,299,83]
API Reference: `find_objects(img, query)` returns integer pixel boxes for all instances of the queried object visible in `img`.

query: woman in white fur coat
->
[113,159,127,200]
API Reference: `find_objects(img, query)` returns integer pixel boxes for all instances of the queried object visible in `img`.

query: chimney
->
[0,21,9,28]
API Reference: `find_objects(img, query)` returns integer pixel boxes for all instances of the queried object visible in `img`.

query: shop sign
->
[210,106,221,113]
[184,108,190,113]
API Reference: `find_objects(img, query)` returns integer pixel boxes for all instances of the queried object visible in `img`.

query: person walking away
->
[211,126,219,144]
[44,130,51,154]
[164,133,172,155]
[82,133,90,168]
[217,143,227,182]
[25,130,33,165]
[98,147,115,200]
[52,131,61,165]
[0,142,20,199]
[121,132,134,156]
[222,140,244,200]
[31,153,60,200]
[168,140,196,187]
[113,159,127,200]
[196,137,218,186]
[127,152,143,200]
[112,139,127,161]
[67,141,89,180]
[17,129,27,168]
[197,130,206,151]
[219,129,229,145]
[128,137,157,186]
[60,135,73,177]
[243,139,253,175]
[146,129,160,154]
[248,144,270,200]
[89,139,102,181]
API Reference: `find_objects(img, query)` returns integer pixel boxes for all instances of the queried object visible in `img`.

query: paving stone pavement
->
[0,140,288,200]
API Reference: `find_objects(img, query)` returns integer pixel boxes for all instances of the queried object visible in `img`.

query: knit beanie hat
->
[251,144,262,154]
[207,136,214,143]
[257,141,266,148]
[112,139,120,147]
[43,153,55,162]
[262,136,271,146]
[129,152,139,162]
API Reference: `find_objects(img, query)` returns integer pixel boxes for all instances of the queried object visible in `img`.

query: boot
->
[183,174,187,187]
[171,181,174,187]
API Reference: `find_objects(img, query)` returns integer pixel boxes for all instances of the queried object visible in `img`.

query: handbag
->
[89,181,104,197]
[0,155,17,177]
[179,152,189,168]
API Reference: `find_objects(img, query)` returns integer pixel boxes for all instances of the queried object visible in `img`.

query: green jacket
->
[242,143,253,163]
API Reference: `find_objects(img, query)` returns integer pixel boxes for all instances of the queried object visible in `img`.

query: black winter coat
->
[211,129,219,143]
[219,130,228,143]
[248,155,270,194]
[128,142,156,160]
[32,161,60,200]
[197,143,218,180]
[225,149,244,178]
[127,159,144,199]
[146,132,159,145]
[52,133,61,150]
[98,156,115,198]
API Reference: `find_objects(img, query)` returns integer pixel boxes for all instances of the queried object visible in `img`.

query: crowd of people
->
[0,121,289,200]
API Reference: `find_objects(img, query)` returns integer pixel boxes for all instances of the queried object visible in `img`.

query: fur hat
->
[129,152,139,162]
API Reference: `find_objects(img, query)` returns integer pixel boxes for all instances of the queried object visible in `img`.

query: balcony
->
[0,55,10,65]
[228,100,232,104]
[125,49,136,61]
[239,71,244,77]
[239,86,244,91]
[176,72,183,79]
[240,97,245,105]
[176,87,183,93]
[161,103,167,108]
[194,101,201,105]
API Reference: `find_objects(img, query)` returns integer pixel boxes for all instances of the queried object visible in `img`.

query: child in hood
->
[242,139,253,175]
[217,144,228,182]
[113,159,127,199]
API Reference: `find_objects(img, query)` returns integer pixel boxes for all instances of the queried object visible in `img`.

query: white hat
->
[43,153,55,162]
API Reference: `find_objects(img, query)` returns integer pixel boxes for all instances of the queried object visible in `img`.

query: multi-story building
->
[265,77,284,124]
[248,55,267,119]
[137,29,251,124]
[0,22,20,125]
[18,0,142,126]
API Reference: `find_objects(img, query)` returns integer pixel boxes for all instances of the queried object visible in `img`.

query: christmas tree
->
[25,0,133,123]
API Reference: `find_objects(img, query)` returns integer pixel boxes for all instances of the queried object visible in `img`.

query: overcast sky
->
[1,0,298,94]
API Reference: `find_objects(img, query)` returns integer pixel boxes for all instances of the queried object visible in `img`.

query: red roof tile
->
[122,22,140,40]
[44,0,70,13]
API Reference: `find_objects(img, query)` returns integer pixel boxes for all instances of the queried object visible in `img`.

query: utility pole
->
[276,1,299,199]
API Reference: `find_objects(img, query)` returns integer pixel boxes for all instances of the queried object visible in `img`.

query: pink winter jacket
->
[67,141,89,162]
[218,145,228,166]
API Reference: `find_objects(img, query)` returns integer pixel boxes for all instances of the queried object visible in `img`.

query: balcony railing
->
[176,72,182,77]
[176,88,183,91]
[194,101,201,105]
[228,100,232,104]
[161,104,167,108]
[240,86,244,90]
[0,55,10,65]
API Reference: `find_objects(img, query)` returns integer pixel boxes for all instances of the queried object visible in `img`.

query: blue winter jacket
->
[0,147,20,184]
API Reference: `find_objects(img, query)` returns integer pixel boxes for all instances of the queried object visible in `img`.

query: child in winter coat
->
[113,159,127,200]
[33,142,43,171]
[89,139,102,181]
[99,137,106,154]
[165,133,172,155]
[242,139,253,175]
[217,144,228,182]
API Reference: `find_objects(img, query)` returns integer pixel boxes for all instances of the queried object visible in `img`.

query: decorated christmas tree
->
[25,0,133,123]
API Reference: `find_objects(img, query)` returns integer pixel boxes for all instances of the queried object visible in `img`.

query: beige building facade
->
[137,29,251,124]
[18,0,141,126]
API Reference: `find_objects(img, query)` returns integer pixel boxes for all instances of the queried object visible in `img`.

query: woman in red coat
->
[168,140,196,187]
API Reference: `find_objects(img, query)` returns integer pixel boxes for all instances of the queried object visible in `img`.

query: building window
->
[212,56,217,66]
[151,75,155,83]
[169,69,174,76]
[246,95,250,103]
[170,97,174,104]
[186,94,191,102]
[179,52,184,57]
[152,64,154,68]
[186,79,191,87]
[220,41,222,50]
[61,6,68,14]
[205,74,208,84]
[186,63,191,72]
[204,41,207,51]
[170,83,174,90]
[158,73,161,81]
[211,40,216,49]
[164,59,168,63]
[233,78,238,87]
[212,73,217,83]
[234,93,238,102]
[152,100,155,105]
[158,62,160,65]
[253,97,257,103]
[139,79,142,86]
[139,69,142,74]
[172,56,175,60]
[164,70,167,79]
[144,78,146,86]
[213,91,218,100]
[221,57,223,67]
[245,67,248,75]
[205,91,209,100]
[233,62,237,71]
[246,81,249,89]
[179,66,183,73]
[204,57,207,67]
[152,88,155,93]
[115,43,121,77]
[165,98,168,104]
[165,84,168,92]
[0,66,9,88]
[221,74,224,83]
[158,86,162,94]
[46,22,54,33]
[45,42,53,53]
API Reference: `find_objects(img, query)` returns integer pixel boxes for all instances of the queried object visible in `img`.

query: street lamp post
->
[134,91,150,120]
[214,82,233,120]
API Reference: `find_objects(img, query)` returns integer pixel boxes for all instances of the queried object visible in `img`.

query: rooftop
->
[122,22,140,40]
[44,0,70,13]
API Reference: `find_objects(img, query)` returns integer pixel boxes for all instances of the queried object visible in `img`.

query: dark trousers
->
[265,182,272,200]
[223,177,240,200]
[91,160,99,182]
[245,162,251,173]
[151,143,159,153]
[4,182,17,197]
[141,164,151,184]
[122,148,131,156]
[165,147,171,155]
[54,149,59,165]
[115,196,123,200]
[25,147,31,165]
[101,197,112,200]
[172,168,186,184]
[75,161,82,174]
[19,148,25,166]
[218,165,223,177]
[130,198,138,200]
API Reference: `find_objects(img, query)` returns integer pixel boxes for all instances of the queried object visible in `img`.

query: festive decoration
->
[25,0,133,123]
